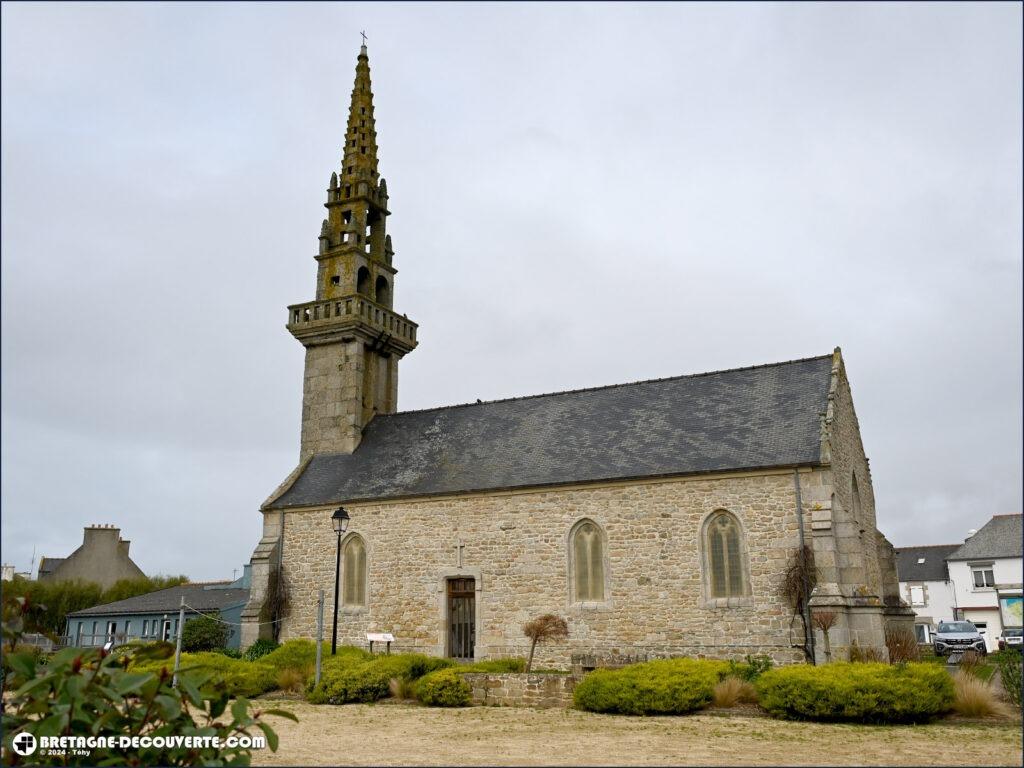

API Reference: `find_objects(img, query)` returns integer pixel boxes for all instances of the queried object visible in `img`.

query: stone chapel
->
[240,44,913,666]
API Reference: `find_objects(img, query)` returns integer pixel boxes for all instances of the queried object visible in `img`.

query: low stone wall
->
[463,673,577,709]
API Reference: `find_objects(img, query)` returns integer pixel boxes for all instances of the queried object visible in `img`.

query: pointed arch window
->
[571,519,606,602]
[704,510,748,599]
[342,535,367,607]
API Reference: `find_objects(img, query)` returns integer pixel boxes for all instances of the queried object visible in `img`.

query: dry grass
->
[849,642,886,663]
[388,677,416,700]
[712,676,758,707]
[253,700,1024,766]
[885,628,921,663]
[275,666,309,694]
[953,672,1012,719]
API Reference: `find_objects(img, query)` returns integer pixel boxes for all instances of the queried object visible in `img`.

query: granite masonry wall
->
[464,673,576,708]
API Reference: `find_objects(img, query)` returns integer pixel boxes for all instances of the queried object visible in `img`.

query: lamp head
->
[332,507,350,535]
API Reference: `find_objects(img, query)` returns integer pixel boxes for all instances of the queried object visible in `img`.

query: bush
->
[726,654,773,682]
[573,658,728,716]
[458,658,526,674]
[132,652,278,698]
[307,653,455,705]
[994,650,1022,710]
[181,614,229,652]
[213,646,243,659]
[884,628,921,663]
[244,637,280,661]
[952,672,1010,718]
[415,668,472,707]
[756,662,954,723]
[2,595,294,765]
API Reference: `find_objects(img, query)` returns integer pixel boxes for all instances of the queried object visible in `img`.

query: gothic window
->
[571,519,606,602]
[342,535,367,607]
[704,510,748,599]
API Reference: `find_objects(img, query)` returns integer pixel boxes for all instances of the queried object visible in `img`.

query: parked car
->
[933,621,987,657]
[998,628,1023,651]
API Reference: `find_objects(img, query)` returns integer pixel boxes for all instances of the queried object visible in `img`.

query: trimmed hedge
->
[573,658,728,715]
[756,662,954,723]
[415,668,472,707]
[307,653,455,704]
[261,639,370,672]
[457,658,526,674]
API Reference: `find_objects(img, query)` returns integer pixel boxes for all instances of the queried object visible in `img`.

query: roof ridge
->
[896,544,961,550]
[382,352,834,418]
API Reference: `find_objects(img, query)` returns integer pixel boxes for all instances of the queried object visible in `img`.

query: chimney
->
[966,529,977,539]
[82,524,120,548]
[118,539,131,558]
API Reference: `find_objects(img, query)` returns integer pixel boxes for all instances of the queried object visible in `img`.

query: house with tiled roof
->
[947,514,1023,650]
[894,544,960,644]
[239,43,914,667]
[66,568,250,650]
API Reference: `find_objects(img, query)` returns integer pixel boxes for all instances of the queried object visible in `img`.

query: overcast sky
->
[2,3,1021,581]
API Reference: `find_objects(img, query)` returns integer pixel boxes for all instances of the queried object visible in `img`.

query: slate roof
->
[894,545,959,582]
[270,354,834,509]
[67,583,250,618]
[947,515,1023,561]
[37,557,65,578]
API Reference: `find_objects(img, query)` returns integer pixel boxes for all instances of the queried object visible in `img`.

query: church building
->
[240,44,913,666]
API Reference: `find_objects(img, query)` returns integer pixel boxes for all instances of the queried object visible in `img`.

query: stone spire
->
[286,42,418,460]
[340,44,380,189]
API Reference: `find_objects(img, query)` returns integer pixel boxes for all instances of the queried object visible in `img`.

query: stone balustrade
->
[286,296,417,345]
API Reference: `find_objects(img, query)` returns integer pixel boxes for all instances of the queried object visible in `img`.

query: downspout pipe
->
[794,469,816,664]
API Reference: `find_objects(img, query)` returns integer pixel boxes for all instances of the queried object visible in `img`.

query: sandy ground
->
[253,701,1024,766]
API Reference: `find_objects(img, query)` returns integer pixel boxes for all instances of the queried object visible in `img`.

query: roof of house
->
[947,515,1024,562]
[894,544,960,582]
[66,583,250,618]
[269,354,834,509]
[37,557,65,577]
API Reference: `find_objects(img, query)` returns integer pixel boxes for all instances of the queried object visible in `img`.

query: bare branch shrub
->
[781,546,816,661]
[812,610,839,662]
[522,614,569,673]
[884,627,921,663]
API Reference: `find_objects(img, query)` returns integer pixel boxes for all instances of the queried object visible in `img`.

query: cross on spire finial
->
[360,30,368,46]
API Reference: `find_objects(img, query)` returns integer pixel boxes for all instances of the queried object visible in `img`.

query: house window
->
[342,534,367,607]
[92,621,98,645]
[914,624,929,643]
[162,620,172,641]
[704,510,748,598]
[909,586,925,606]
[972,565,995,588]
[142,619,149,637]
[124,620,132,638]
[571,519,606,602]
[106,621,117,641]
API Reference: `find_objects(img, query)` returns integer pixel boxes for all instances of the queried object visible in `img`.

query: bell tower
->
[288,43,418,459]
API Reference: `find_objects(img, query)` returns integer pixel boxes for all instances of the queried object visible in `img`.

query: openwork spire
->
[340,44,379,186]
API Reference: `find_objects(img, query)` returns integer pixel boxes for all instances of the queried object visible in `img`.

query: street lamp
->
[331,506,350,655]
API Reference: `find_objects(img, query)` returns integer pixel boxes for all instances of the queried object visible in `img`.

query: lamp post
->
[330,506,350,655]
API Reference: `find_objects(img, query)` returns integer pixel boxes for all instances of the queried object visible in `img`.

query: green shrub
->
[132,652,278,698]
[2,595,294,765]
[261,639,370,672]
[725,654,773,682]
[213,646,243,659]
[243,637,280,661]
[458,657,526,674]
[307,653,455,704]
[993,650,1022,710]
[573,658,728,715]
[181,614,229,652]
[415,668,471,707]
[756,662,954,723]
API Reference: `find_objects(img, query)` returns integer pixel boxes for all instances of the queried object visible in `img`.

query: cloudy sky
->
[2,3,1021,581]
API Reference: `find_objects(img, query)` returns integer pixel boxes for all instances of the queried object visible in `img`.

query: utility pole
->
[315,589,324,686]
[172,596,185,687]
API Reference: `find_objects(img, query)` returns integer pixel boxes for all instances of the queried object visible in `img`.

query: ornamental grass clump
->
[573,658,728,716]
[711,676,758,708]
[756,662,954,723]
[952,672,1011,718]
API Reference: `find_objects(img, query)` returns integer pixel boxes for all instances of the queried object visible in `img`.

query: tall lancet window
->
[571,519,606,602]
[342,535,367,607]
[705,511,748,598]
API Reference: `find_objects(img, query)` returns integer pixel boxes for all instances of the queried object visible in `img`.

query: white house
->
[946,515,1023,652]
[894,544,959,644]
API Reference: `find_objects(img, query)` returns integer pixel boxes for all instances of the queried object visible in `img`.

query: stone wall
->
[464,673,576,708]
[273,468,823,667]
